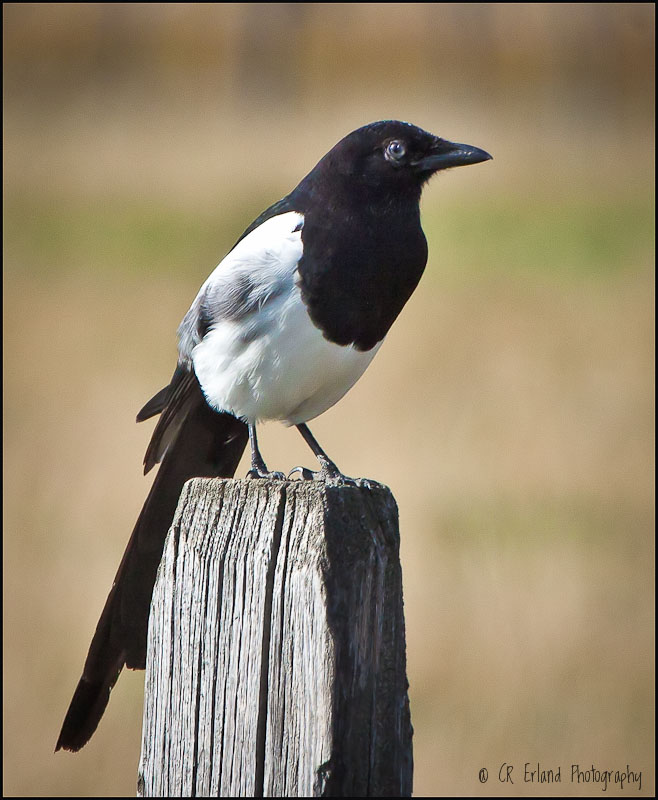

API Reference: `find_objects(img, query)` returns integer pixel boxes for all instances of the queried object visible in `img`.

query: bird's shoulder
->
[178,201,305,361]
[231,193,301,248]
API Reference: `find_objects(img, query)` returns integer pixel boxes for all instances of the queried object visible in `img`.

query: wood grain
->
[138,478,412,797]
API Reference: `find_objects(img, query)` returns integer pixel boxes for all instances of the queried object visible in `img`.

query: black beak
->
[412,139,492,174]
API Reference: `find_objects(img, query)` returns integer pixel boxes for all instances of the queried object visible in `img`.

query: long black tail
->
[56,378,248,752]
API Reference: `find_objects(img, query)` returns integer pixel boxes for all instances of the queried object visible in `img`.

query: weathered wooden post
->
[138,478,413,797]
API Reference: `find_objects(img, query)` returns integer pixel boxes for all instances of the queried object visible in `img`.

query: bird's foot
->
[288,459,360,486]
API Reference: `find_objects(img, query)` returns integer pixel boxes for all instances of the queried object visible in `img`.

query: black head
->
[301,120,491,198]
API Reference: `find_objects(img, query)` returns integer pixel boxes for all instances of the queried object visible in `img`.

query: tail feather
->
[56,378,248,752]
[55,653,125,752]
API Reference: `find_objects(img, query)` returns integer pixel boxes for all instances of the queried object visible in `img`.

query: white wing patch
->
[178,212,304,364]
[187,211,382,425]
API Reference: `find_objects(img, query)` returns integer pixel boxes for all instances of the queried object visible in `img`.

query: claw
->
[246,468,286,480]
[315,458,357,485]
[288,465,316,481]
[324,470,360,486]
[287,462,361,486]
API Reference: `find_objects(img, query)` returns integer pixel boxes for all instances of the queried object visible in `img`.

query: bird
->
[56,119,491,752]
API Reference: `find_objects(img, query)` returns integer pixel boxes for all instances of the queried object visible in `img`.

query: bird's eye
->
[385,140,406,163]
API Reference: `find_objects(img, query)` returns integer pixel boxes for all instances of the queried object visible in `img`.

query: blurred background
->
[3,3,654,796]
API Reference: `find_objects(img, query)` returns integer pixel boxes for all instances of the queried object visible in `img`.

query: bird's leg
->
[289,423,357,484]
[246,423,285,480]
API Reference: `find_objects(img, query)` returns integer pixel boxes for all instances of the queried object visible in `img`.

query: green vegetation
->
[426,193,654,280]
[5,189,653,285]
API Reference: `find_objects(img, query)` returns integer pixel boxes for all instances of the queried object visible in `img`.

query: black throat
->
[294,180,428,352]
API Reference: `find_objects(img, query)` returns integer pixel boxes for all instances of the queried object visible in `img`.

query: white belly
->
[192,283,382,425]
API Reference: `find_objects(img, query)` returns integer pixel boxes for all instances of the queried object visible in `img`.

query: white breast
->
[189,212,382,425]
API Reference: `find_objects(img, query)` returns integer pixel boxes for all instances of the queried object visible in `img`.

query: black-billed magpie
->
[56,120,491,752]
